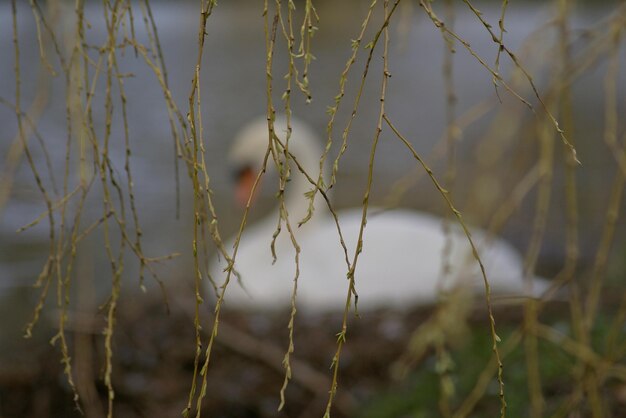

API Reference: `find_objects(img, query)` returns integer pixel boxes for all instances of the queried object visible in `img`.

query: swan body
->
[209,117,550,312]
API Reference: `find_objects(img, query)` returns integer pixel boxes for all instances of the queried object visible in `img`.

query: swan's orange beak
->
[235,166,258,207]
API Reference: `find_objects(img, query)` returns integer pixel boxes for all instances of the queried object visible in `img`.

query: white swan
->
[209,117,550,312]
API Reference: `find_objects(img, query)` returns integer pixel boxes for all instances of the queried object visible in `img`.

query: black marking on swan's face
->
[232,164,254,184]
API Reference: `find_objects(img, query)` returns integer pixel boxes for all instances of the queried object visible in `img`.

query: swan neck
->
[284,158,327,226]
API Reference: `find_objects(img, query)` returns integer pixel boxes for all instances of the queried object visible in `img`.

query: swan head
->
[229,116,326,222]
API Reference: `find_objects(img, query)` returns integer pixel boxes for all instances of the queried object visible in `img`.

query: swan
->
[209,117,551,312]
